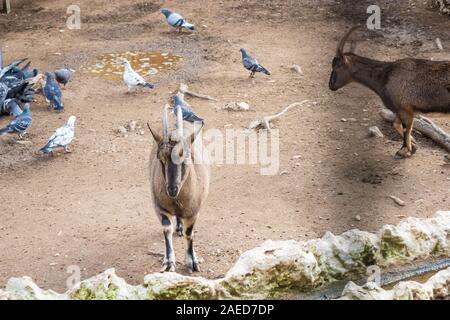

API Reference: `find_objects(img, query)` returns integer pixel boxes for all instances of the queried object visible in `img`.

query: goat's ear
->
[343,55,351,65]
[190,122,204,144]
[147,122,163,144]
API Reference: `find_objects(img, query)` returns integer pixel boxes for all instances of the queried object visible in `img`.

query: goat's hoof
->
[161,261,176,273]
[186,256,200,274]
[395,148,412,159]
[187,261,200,274]
[411,144,418,155]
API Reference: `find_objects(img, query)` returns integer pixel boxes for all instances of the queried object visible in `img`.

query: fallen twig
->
[380,108,450,153]
[178,83,218,102]
[249,100,312,133]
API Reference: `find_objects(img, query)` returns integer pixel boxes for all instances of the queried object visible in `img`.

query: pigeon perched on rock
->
[0,103,32,137]
[43,71,64,111]
[173,94,203,123]
[240,48,271,78]
[121,60,154,92]
[54,69,73,88]
[40,116,76,154]
[161,9,195,31]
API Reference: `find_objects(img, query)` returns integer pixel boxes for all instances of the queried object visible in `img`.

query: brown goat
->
[147,105,210,273]
[329,26,450,158]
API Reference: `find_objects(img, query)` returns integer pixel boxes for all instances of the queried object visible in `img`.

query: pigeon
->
[0,103,32,137]
[240,48,271,78]
[54,68,73,87]
[0,58,27,80]
[173,94,203,123]
[40,116,76,154]
[20,61,38,79]
[121,60,154,92]
[43,71,64,111]
[2,99,22,117]
[0,82,7,108]
[5,81,33,103]
[161,9,195,31]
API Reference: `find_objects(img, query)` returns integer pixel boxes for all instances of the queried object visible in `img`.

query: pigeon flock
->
[0,49,75,155]
[0,8,271,158]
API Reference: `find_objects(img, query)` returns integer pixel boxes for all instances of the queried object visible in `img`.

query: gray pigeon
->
[43,71,64,111]
[0,104,32,138]
[173,94,203,123]
[161,9,195,31]
[2,99,22,117]
[240,48,271,78]
[54,69,73,87]
[21,61,38,79]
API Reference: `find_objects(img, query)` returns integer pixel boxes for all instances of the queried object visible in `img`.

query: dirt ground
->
[0,0,449,292]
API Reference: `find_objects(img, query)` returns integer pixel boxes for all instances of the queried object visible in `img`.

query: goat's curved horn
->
[147,122,163,144]
[176,106,183,140]
[162,104,169,144]
[337,25,360,56]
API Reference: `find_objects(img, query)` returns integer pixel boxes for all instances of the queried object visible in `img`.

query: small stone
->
[236,102,250,111]
[389,195,406,207]
[368,126,384,138]
[128,121,137,132]
[290,64,303,74]
[436,38,444,51]
[355,215,361,221]
[279,170,288,176]
[117,126,127,134]
[15,140,33,146]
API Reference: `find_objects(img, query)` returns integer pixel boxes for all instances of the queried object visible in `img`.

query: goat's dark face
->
[157,140,190,199]
[329,55,352,91]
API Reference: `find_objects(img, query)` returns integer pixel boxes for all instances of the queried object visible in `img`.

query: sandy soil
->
[0,0,449,292]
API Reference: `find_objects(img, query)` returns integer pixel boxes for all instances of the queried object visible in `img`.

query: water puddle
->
[82,51,182,80]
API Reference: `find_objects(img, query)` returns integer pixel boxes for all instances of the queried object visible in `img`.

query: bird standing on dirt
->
[240,48,271,78]
[40,116,76,154]
[54,69,73,88]
[173,94,203,123]
[121,59,154,93]
[0,104,32,138]
[161,9,195,32]
[43,71,64,111]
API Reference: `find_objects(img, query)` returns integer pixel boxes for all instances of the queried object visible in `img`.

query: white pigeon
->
[40,116,76,154]
[121,60,154,92]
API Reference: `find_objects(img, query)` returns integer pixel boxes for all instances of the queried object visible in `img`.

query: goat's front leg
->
[183,217,200,274]
[160,214,176,272]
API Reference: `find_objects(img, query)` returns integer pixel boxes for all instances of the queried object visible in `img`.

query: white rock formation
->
[1,211,449,300]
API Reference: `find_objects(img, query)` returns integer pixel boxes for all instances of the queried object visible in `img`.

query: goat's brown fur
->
[329,27,450,157]
[148,106,210,273]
